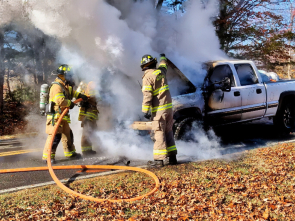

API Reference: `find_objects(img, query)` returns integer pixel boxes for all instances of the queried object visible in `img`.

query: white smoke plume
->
[1,0,227,161]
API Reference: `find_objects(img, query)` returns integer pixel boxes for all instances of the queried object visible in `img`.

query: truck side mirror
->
[221,77,231,92]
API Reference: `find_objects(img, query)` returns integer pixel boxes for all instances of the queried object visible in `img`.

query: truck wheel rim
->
[283,107,294,129]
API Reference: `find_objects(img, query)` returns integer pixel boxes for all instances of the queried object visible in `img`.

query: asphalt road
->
[213,118,295,154]
[0,147,144,192]
[0,118,295,193]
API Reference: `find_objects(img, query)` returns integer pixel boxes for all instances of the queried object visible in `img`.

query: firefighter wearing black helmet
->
[42,64,88,163]
[141,54,177,167]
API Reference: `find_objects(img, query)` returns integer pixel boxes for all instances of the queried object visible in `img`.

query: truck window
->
[234,64,258,86]
[209,65,235,87]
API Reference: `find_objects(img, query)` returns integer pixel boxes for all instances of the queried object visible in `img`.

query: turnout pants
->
[42,119,76,160]
[81,119,97,152]
[152,111,177,160]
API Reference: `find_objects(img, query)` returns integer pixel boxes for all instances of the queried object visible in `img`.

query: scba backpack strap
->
[50,82,66,94]
[48,82,67,126]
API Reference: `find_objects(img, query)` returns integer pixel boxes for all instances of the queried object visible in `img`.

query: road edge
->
[0,165,148,195]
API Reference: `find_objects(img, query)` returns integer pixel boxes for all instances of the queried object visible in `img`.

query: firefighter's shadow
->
[64,156,130,187]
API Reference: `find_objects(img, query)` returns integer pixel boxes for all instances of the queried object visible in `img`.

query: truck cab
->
[203,60,267,125]
[171,60,295,139]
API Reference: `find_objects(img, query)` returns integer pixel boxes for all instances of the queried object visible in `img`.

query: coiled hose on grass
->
[0,98,160,202]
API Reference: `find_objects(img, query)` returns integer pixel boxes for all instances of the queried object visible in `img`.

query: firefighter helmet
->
[56,64,72,75]
[140,54,157,70]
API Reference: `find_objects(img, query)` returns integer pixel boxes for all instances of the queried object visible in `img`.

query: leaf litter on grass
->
[1,143,295,220]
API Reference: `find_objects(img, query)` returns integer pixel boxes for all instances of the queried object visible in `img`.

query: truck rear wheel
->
[174,117,202,141]
[273,101,295,134]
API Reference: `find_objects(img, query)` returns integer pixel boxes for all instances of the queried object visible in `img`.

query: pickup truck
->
[132,59,295,140]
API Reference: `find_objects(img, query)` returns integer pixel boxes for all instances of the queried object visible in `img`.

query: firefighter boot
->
[43,158,56,164]
[82,150,97,157]
[147,160,164,168]
[68,152,83,160]
[169,155,177,165]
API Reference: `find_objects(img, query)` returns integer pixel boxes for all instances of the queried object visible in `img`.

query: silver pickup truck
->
[131,59,295,139]
[166,59,295,139]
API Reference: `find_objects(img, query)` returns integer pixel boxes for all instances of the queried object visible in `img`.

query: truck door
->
[206,64,242,124]
[234,63,266,120]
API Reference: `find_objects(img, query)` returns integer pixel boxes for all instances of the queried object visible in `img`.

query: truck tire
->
[174,117,201,141]
[273,101,295,134]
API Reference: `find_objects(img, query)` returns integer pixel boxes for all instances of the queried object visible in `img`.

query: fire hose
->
[0,98,160,202]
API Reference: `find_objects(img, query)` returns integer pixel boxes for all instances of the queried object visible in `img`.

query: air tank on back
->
[40,84,49,115]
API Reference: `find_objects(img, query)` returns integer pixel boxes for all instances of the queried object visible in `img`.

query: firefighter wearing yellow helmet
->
[42,64,88,163]
[141,54,177,167]
[77,81,99,156]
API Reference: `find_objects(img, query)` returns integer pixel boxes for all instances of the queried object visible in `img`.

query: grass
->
[1,143,295,220]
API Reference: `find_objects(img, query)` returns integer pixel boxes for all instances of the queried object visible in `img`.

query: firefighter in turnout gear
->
[141,54,177,167]
[77,81,99,156]
[42,64,88,163]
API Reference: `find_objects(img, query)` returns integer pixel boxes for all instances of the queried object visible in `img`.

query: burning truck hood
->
[167,59,205,119]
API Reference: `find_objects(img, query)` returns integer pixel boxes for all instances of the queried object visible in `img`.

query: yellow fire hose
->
[0,98,160,202]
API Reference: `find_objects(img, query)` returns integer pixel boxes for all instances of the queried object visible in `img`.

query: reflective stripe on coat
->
[141,57,172,120]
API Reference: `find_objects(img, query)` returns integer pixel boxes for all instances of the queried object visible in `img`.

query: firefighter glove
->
[160,53,166,57]
[78,93,88,101]
[69,101,75,109]
[143,112,151,120]
[80,101,90,109]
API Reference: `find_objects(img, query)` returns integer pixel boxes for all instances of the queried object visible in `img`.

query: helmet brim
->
[140,58,157,69]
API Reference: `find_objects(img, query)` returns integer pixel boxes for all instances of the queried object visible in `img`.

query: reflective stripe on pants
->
[81,146,92,152]
[43,120,76,159]
[152,111,177,160]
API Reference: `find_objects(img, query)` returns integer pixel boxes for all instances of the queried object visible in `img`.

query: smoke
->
[1,0,228,161]
[177,122,221,161]
[258,70,280,82]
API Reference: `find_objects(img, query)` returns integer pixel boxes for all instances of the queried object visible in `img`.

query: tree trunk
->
[0,69,3,114]
[6,69,11,100]
[0,31,4,114]
[216,0,228,52]
[156,0,164,11]
[33,71,37,84]
[37,75,43,85]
